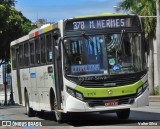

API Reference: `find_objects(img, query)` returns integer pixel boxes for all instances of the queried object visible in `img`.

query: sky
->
[15,0,122,22]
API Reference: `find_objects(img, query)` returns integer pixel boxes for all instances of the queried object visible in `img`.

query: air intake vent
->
[80,72,145,87]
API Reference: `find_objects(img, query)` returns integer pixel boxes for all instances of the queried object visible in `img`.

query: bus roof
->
[74,13,135,19]
[10,13,138,47]
[11,35,29,46]
[10,23,58,47]
[28,24,54,39]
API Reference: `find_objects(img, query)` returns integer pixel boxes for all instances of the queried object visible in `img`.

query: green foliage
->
[0,0,16,7]
[0,1,36,62]
[117,0,156,39]
[154,86,160,95]
[22,22,37,35]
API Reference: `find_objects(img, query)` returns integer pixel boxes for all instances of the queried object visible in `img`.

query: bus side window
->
[24,42,29,67]
[46,34,53,63]
[29,41,35,65]
[35,38,40,64]
[19,45,24,67]
[12,47,16,69]
[40,36,46,64]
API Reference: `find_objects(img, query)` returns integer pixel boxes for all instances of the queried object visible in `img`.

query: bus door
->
[15,47,22,104]
[29,40,39,110]
[36,35,51,110]
[53,36,63,110]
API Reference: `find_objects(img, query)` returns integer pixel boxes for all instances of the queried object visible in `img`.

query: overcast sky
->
[15,0,122,22]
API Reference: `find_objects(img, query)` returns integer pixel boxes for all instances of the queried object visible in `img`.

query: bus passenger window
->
[19,45,24,67]
[41,36,46,63]
[24,43,29,66]
[35,38,40,64]
[46,34,53,62]
[29,41,35,65]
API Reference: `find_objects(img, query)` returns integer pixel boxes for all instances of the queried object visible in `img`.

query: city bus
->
[10,13,149,122]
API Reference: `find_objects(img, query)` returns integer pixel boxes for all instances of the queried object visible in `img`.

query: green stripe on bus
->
[75,13,127,19]
[51,74,54,80]
[75,80,143,98]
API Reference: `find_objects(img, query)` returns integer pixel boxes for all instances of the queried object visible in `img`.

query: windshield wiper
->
[119,29,125,50]
[82,33,94,47]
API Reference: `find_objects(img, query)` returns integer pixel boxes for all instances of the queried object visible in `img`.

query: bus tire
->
[55,111,66,123]
[25,92,35,117]
[54,98,66,123]
[116,108,130,119]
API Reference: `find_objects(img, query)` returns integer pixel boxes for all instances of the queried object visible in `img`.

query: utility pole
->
[3,62,7,105]
[156,0,160,94]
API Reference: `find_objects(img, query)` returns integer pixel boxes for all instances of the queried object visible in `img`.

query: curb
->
[149,96,160,102]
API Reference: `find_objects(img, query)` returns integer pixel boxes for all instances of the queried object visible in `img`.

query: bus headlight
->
[67,87,75,97]
[67,87,84,101]
[75,92,83,100]
[143,81,148,90]
[137,81,148,96]
[137,87,143,96]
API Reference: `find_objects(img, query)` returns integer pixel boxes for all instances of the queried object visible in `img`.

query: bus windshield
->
[63,33,146,76]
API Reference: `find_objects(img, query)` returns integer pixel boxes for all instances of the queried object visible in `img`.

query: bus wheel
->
[54,99,66,122]
[116,108,130,119]
[25,92,35,117]
[55,111,66,123]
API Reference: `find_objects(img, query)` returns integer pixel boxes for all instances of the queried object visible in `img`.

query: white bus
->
[11,13,149,122]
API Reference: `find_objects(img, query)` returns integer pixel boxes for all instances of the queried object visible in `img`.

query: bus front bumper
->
[65,88,149,112]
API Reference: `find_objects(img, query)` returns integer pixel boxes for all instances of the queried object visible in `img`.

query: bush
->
[154,87,160,95]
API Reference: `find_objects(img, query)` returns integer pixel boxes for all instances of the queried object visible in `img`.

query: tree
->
[116,0,156,95]
[0,0,36,105]
[156,0,160,94]
[0,1,36,64]
[0,0,15,7]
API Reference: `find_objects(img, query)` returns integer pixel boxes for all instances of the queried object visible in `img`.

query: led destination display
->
[65,17,139,31]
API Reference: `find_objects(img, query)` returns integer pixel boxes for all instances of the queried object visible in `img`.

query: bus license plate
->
[104,100,118,106]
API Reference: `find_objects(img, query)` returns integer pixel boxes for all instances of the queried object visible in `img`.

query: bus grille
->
[85,94,136,107]
[80,72,145,87]
[86,97,135,107]
[81,76,138,87]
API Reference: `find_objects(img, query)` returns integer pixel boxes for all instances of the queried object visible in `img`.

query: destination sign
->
[65,17,139,31]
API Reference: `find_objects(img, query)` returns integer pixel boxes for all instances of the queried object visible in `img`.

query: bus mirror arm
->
[55,46,60,60]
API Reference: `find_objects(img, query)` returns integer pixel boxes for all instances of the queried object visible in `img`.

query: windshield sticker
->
[30,73,36,78]
[71,64,100,74]
[109,58,115,65]
[112,65,121,72]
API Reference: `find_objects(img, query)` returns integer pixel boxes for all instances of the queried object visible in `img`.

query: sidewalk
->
[149,96,160,102]
[0,90,10,105]
[149,96,160,107]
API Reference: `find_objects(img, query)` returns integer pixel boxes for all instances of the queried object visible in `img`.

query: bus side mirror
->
[55,46,60,60]
[142,34,148,53]
[145,42,148,53]
[55,37,63,60]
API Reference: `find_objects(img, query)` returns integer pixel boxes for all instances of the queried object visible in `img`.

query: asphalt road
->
[0,102,160,129]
